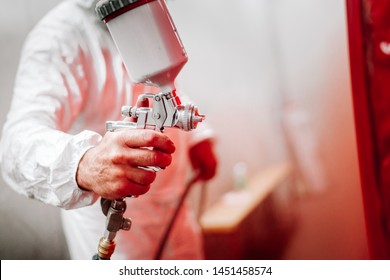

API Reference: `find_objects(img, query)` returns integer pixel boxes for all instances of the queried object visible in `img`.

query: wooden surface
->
[200,162,293,234]
[199,162,295,259]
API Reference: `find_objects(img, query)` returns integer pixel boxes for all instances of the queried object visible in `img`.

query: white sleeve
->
[0,23,101,209]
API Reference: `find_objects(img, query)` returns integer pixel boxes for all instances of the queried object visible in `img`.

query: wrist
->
[76,148,94,192]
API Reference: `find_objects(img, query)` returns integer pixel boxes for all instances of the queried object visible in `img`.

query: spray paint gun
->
[93,0,205,260]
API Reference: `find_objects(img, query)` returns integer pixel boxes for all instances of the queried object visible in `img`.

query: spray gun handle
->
[95,198,131,260]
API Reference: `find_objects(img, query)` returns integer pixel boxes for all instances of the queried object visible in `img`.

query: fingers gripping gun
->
[93,0,204,260]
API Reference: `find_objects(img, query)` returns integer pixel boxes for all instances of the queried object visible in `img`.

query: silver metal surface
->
[108,91,204,132]
[102,199,131,242]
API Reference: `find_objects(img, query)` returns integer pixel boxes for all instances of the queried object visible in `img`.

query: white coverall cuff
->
[58,130,102,209]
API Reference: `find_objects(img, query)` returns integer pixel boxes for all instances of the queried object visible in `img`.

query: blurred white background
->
[0,0,369,259]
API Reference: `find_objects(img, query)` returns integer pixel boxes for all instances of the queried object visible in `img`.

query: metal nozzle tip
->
[121,106,132,117]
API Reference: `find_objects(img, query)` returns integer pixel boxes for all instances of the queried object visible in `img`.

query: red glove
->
[189,140,218,181]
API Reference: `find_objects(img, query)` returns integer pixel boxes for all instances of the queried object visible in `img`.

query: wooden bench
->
[199,162,295,259]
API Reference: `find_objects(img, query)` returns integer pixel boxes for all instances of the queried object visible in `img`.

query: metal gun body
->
[106,92,204,132]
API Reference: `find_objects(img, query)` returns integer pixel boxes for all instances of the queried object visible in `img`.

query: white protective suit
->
[0,0,213,259]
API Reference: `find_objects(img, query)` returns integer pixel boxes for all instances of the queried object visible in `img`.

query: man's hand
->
[189,140,218,181]
[76,129,175,199]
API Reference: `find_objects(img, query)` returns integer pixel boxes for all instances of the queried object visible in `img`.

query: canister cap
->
[95,0,156,22]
